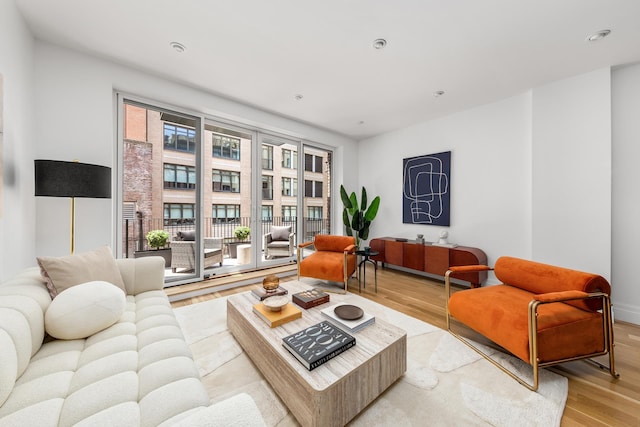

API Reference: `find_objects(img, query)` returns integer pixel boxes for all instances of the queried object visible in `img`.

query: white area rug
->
[174,289,568,426]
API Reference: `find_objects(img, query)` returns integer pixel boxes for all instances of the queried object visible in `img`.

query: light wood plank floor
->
[170,266,640,426]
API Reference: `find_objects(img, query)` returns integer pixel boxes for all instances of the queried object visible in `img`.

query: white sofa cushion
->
[45,281,126,340]
[37,246,126,298]
[0,329,17,406]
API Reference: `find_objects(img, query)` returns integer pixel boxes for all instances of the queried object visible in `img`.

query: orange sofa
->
[297,235,356,293]
[445,256,619,391]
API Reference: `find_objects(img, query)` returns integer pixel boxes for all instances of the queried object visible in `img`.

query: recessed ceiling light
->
[294,94,304,101]
[433,90,445,98]
[170,42,186,53]
[372,38,387,50]
[586,30,611,42]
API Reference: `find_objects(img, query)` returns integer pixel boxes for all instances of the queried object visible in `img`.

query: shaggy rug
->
[173,287,568,426]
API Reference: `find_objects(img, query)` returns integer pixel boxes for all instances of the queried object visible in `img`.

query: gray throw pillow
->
[177,230,196,241]
[271,226,291,241]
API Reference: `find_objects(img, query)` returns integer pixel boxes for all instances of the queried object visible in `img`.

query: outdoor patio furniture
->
[170,236,223,272]
[264,225,295,259]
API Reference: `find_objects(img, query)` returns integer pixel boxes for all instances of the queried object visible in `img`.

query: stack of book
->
[251,286,288,301]
[292,289,330,309]
[282,321,356,370]
[252,302,302,328]
[320,304,375,333]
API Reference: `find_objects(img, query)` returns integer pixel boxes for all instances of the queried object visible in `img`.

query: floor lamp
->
[34,160,112,254]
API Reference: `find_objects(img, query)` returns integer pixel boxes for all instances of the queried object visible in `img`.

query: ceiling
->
[15,0,640,140]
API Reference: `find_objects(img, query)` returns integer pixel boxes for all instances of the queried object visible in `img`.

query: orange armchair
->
[297,235,356,293]
[445,256,619,391]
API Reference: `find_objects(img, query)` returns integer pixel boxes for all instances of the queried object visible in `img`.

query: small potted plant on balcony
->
[134,229,171,267]
[228,226,251,258]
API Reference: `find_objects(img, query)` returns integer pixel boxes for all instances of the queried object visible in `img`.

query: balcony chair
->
[263,225,295,259]
[170,231,223,272]
[445,256,619,391]
[297,234,356,293]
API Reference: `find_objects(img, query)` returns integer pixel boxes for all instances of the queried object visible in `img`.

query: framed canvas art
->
[403,151,451,226]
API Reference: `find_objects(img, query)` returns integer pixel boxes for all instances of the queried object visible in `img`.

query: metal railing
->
[123,216,330,258]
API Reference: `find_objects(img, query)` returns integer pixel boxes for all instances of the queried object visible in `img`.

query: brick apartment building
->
[121,103,330,256]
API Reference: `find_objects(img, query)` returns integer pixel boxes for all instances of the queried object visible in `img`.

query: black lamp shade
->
[34,160,112,198]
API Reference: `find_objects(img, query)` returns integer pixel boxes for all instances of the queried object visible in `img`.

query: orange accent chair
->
[297,235,357,293]
[445,256,619,391]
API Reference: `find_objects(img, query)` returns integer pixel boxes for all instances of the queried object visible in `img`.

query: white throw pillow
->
[45,281,126,340]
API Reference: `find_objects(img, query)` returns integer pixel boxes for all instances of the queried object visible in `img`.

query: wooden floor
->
[170,266,640,426]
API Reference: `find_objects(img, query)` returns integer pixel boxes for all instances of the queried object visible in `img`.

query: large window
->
[164,123,196,153]
[164,203,195,225]
[213,134,241,160]
[282,205,297,221]
[304,153,323,172]
[212,204,240,223]
[212,169,240,193]
[307,206,323,219]
[164,164,196,189]
[262,175,273,200]
[262,205,273,221]
[282,177,297,197]
[262,145,273,170]
[304,180,323,198]
[282,149,297,169]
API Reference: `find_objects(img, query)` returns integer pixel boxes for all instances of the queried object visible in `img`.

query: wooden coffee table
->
[227,281,407,427]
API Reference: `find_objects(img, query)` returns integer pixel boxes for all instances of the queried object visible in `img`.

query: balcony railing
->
[123,216,330,258]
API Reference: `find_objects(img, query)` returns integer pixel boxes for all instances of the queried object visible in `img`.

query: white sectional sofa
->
[0,250,265,426]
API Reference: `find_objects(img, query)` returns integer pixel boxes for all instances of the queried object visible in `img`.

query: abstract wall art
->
[402,151,451,226]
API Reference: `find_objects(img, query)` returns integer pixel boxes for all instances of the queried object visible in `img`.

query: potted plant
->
[228,226,251,258]
[134,229,171,267]
[146,229,169,249]
[234,226,251,241]
[340,185,380,249]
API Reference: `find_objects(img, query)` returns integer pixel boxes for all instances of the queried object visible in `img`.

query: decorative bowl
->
[262,274,280,292]
[263,295,289,312]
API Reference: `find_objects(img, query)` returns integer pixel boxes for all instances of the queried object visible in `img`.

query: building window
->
[304,180,323,198]
[262,205,273,222]
[212,169,240,193]
[282,205,297,221]
[164,124,196,153]
[164,203,195,226]
[304,153,323,172]
[282,149,297,169]
[164,164,196,189]
[212,204,240,223]
[262,145,273,170]
[212,134,240,160]
[281,177,297,197]
[307,206,322,220]
[262,175,273,200]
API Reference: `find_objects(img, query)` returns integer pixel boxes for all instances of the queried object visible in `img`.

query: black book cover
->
[282,321,356,370]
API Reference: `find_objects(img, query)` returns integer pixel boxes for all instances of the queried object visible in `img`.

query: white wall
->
[532,69,611,278]
[33,42,358,257]
[611,62,640,324]
[0,1,36,280]
[359,68,640,324]
[359,93,533,266]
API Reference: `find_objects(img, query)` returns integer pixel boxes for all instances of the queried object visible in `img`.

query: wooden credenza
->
[369,237,488,287]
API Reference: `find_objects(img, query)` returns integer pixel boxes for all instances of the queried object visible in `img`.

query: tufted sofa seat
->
[0,255,264,426]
